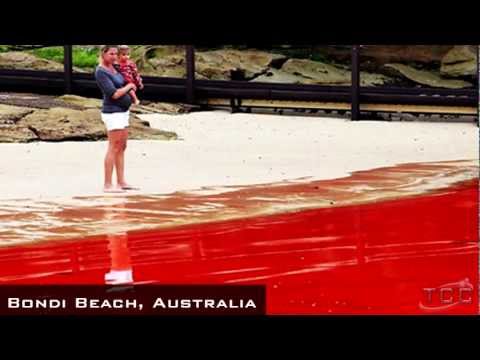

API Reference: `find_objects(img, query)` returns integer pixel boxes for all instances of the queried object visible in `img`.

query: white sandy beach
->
[0,111,477,201]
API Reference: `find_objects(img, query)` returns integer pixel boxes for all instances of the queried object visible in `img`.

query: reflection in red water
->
[0,179,477,315]
[104,233,134,285]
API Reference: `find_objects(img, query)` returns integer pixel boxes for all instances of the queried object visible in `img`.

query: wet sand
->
[0,160,477,246]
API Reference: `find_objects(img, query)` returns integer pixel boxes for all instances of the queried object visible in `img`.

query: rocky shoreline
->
[0,93,185,143]
[131,45,478,88]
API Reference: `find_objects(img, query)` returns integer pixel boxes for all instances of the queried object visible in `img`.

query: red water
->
[0,179,478,315]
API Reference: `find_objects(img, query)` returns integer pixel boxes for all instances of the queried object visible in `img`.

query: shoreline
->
[0,160,477,247]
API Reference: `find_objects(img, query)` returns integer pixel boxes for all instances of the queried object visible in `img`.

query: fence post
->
[351,45,361,120]
[64,45,73,94]
[186,45,195,103]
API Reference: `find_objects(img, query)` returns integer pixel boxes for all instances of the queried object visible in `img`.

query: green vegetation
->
[31,47,64,63]
[71,47,99,68]
[30,46,99,69]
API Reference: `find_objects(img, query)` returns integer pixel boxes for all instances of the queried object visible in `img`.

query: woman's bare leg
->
[115,131,126,186]
[104,130,125,192]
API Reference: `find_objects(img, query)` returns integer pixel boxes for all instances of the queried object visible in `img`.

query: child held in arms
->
[116,45,144,105]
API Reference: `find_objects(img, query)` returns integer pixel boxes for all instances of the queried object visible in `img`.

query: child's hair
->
[98,45,118,64]
[118,45,130,55]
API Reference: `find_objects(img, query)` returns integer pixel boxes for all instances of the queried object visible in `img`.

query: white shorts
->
[101,111,130,131]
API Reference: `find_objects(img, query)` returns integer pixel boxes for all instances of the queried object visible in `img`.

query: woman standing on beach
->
[95,45,139,193]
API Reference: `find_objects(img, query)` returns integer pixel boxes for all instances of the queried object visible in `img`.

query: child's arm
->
[129,62,143,90]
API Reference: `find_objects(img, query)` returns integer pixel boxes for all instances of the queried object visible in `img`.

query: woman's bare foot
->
[104,185,126,193]
[134,99,141,106]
